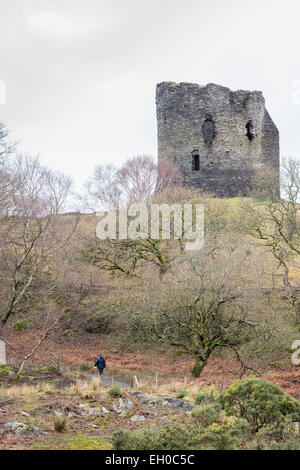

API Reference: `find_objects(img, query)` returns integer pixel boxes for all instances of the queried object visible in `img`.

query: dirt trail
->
[87,374,132,388]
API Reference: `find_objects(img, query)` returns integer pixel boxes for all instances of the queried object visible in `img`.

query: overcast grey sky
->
[0,0,300,189]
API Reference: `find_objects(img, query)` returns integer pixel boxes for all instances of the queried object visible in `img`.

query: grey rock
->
[4,422,39,433]
[101,406,110,415]
[112,398,135,415]
[161,398,179,409]
[182,402,194,411]
[131,414,145,422]
[164,397,182,406]
[138,396,149,404]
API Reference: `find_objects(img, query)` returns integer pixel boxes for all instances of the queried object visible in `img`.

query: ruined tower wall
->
[156,82,280,197]
[261,110,280,170]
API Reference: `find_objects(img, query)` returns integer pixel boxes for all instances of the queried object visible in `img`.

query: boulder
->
[4,422,39,433]
[131,414,145,422]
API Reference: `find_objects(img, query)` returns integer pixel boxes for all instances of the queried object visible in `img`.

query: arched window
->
[202,115,215,146]
[192,154,200,171]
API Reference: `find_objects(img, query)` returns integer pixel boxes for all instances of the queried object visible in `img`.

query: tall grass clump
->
[53,415,67,433]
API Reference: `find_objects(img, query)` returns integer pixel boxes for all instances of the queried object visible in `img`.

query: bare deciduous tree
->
[83,155,182,211]
[240,157,300,323]
[0,155,79,334]
[110,235,270,377]
[0,122,16,160]
[84,164,122,211]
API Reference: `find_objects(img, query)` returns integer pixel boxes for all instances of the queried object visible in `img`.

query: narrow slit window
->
[245,120,255,141]
[193,154,200,171]
[202,116,215,146]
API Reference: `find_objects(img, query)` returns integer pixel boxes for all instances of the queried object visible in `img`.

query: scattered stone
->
[76,403,98,416]
[54,411,63,417]
[112,398,135,416]
[182,402,194,411]
[138,396,149,404]
[130,391,143,396]
[131,414,145,422]
[101,406,110,415]
[21,411,30,417]
[147,410,158,417]
[87,407,97,416]
[4,422,39,434]
[132,391,196,411]
[163,397,182,407]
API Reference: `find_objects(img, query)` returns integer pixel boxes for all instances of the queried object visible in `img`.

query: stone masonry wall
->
[156,82,280,197]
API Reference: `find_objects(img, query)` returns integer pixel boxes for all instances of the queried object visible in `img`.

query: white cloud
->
[27,11,95,38]
[0,0,300,192]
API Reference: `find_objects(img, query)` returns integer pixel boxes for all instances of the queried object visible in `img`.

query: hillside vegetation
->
[2,123,300,449]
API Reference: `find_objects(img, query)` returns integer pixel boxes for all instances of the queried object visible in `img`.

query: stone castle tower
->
[156,82,280,197]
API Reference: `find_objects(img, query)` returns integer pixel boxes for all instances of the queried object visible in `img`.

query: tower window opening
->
[246,120,255,141]
[192,154,200,171]
[202,115,215,146]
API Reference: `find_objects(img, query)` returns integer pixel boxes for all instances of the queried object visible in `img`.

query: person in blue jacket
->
[94,354,106,378]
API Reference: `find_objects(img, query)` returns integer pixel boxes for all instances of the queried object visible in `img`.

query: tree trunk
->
[191,356,208,378]
[295,303,300,326]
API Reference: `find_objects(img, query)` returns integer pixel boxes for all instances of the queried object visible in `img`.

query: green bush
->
[112,424,197,450]
[199,417,250,450]
[219,377,300,432]
[39,364,57,374]
[84,314,113,334]
[109,385,122,397]
[14,318,32,331]
[62,329,73,342]
[112,419,249,451]
[195,389,216,405]
[79,363,92,372]
[191,403,221,428]
[177,389,188,399]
